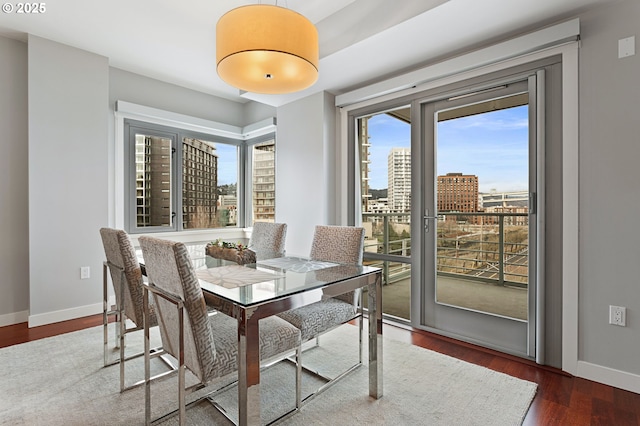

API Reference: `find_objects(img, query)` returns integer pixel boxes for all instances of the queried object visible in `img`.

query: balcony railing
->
[362,211,528,288]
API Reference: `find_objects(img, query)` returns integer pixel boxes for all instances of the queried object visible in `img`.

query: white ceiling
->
[0,0,615,107]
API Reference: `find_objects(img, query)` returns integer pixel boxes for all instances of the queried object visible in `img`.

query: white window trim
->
[335,18,579,107]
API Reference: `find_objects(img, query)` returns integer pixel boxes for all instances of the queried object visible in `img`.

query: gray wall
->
[109,67,277,129]
[276,92,337,256]
[109,68,247,127]
[27,35,109,324]
[0,36,29,324]
[578,0,640,375]
[243,99,278,126]
[0,35,254,325]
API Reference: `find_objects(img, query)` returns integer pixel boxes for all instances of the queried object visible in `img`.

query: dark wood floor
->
[1,316,638,425]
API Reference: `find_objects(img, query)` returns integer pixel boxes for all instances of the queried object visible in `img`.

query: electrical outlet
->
[80,266,90,279]
[618,36,635,58]
[609,305,626,326]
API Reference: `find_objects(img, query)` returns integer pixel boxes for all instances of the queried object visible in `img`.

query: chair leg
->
[296,345,302,409]
[104,261,177,394]
[103,263,123,365]
[178,304,186,426]
[358,311,363,364]
[103,262,109,367]
[119,307,127,392]
[114,312,121,348]
[144,287,151,426]
[119,268,127,392]
[358,296,363,364]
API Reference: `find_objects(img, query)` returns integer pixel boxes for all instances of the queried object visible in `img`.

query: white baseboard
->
[577,360,640,394]
[28,302,103,328]
[0,310,29,327]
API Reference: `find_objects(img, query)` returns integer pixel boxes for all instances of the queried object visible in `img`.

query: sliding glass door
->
[350,59,564,362]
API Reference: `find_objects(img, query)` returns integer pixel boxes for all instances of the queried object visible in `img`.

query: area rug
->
[0,323,536,425]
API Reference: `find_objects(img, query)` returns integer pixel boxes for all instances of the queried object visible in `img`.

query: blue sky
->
[214,143,238,185]
[367,105,529,193]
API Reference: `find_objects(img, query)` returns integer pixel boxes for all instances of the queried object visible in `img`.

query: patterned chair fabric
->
[139,236,301,384]
[99,227,157,328]
[281,298,360,342]
[309,225,365,265]
[310,225,365,305]
[278,225,365,342]
[248,222,287,260]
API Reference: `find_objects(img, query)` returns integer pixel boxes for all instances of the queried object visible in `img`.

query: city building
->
[135,135,220,230]
[134,134,172,227]
[437,173,479,213]
[483,206,529,226]
[252,141,276,222]
[388,148,411,213]
[480,190,529,209]
[480,190,529,225]
[182,137,218,229]
[217,195,237,226]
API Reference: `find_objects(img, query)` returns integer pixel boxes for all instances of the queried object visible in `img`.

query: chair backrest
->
[99,227,146,326]
[249,222,287,259]
[309,225,365,264]
[139,236,216,382]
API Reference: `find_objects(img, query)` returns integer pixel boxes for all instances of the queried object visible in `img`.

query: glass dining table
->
[186,242,383,426]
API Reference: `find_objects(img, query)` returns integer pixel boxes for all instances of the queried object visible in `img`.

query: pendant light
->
[216,4,319,94]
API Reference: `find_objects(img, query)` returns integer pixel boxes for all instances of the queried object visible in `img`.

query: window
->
[248,137,276,224]
[125,119,250,233]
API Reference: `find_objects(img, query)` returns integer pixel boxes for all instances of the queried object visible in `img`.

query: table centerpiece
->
[205,239,256,265]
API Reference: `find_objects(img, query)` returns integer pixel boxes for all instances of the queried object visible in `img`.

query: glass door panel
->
[435,101,529,320]
[421,78,538,358]
[357,107,412,321]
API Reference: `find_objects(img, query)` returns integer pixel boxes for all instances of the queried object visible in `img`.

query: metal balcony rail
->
[362,211,528,287]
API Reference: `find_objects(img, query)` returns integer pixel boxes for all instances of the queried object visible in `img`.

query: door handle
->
[424,209,438,232]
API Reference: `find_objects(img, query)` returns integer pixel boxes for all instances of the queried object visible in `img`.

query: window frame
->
[115,101,277,238]
[245,134,277,226]
[125,121,178,233]
[124,118,244,234]
[123,118,276,234]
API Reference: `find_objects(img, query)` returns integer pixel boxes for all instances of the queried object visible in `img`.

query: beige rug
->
[0,323,536,425]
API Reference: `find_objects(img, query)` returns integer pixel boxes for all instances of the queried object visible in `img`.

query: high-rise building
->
[388,147,411,212]
[182,137,218,229]
[359,117,372,213]
[252,141,276,222]
[437,172,479,213]
[135,135,172,227]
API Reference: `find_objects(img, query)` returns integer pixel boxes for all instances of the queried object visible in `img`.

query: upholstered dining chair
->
[99,227,175,392]
[248,221,287,260]
[277,225,366,392]
[139,235,302,425]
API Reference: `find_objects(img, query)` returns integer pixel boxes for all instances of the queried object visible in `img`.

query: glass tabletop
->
[196,258,379,307]
[138,240,380,308]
